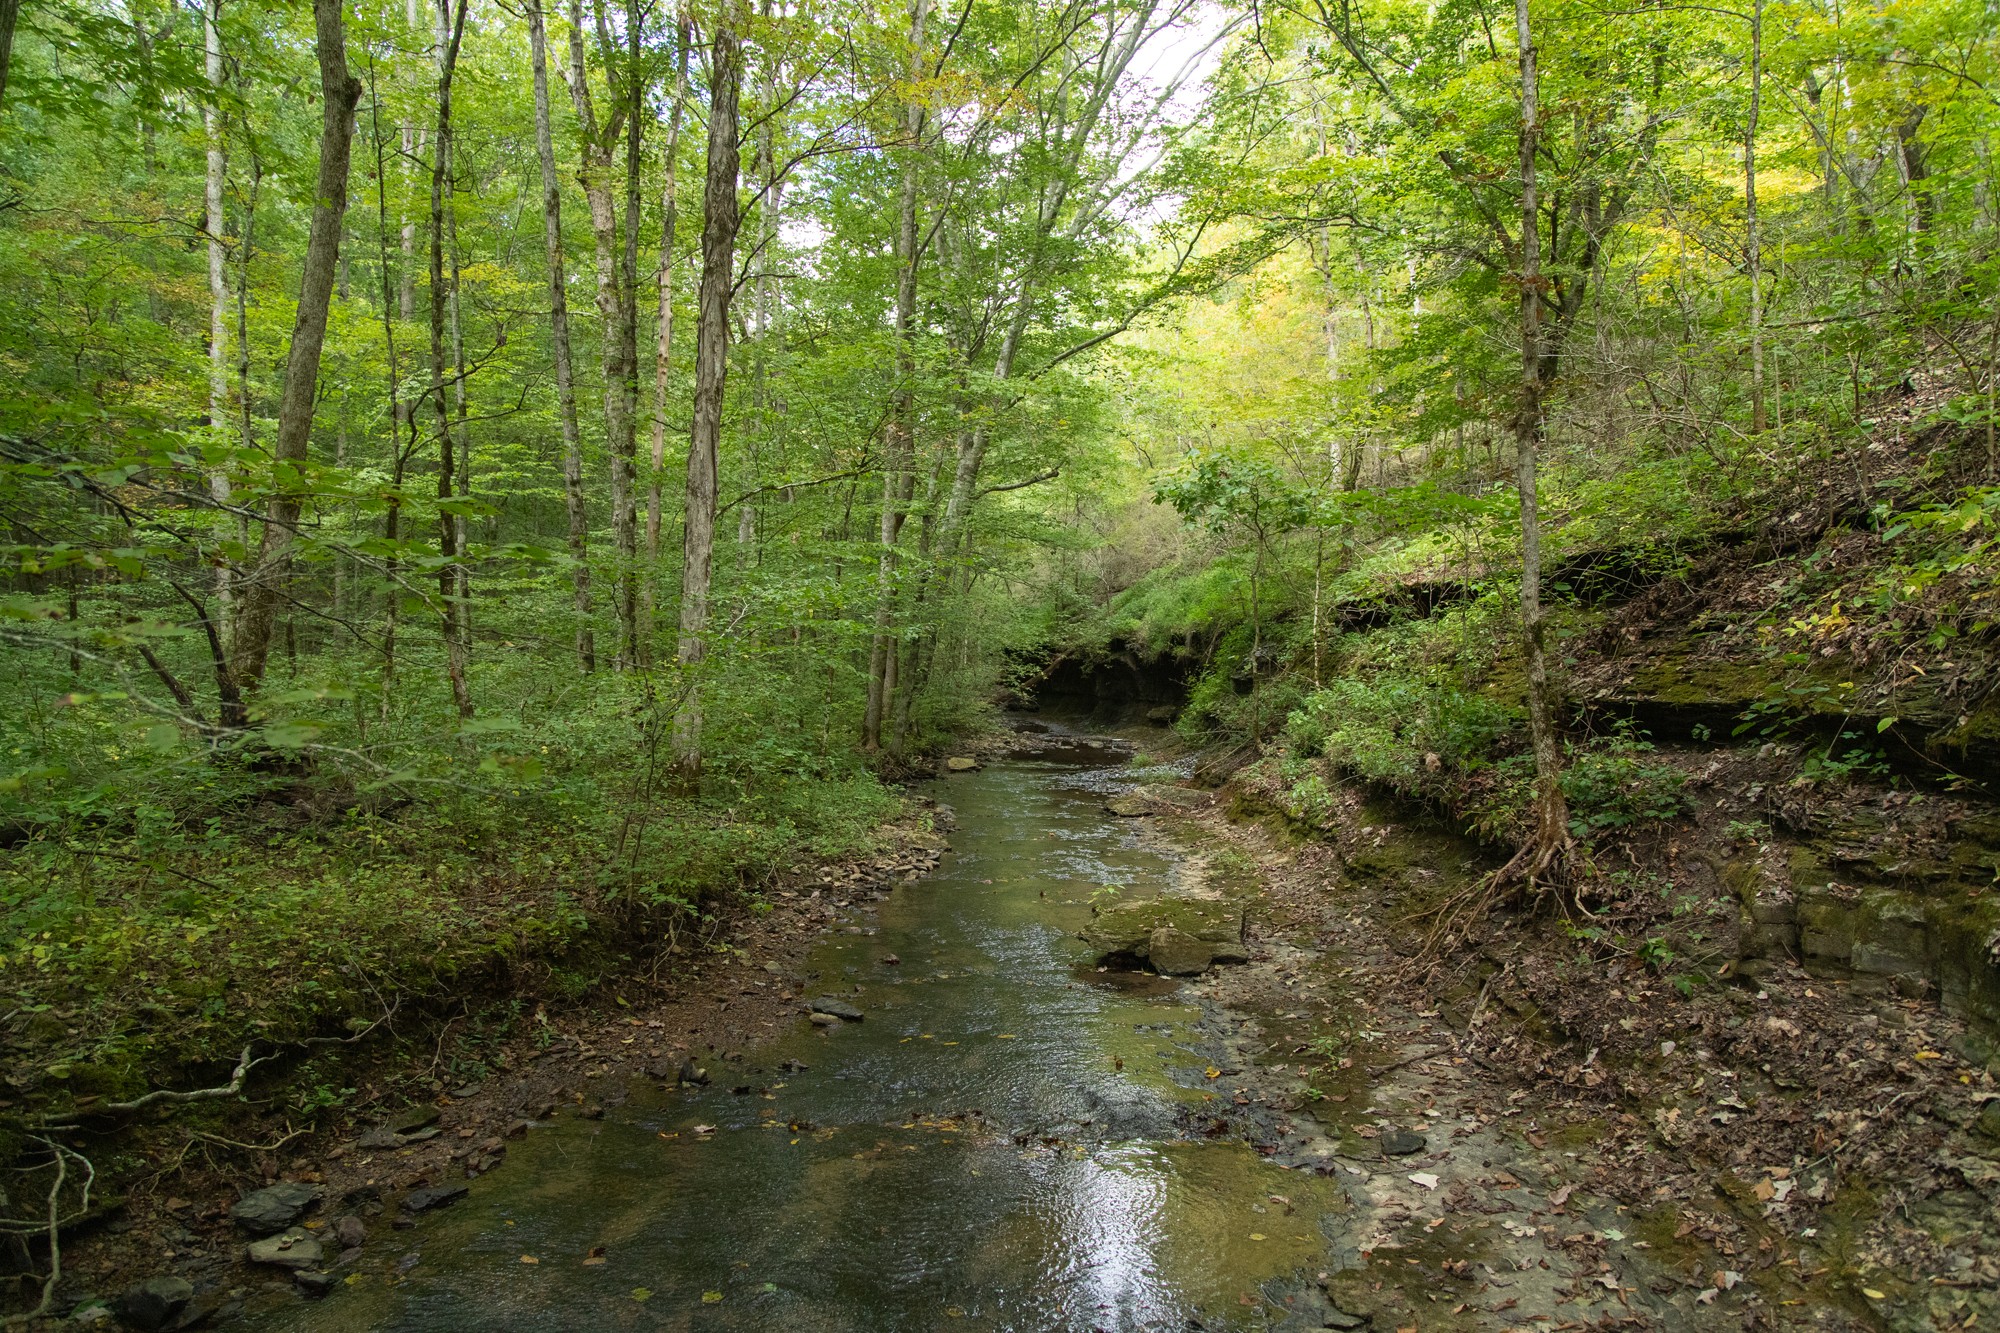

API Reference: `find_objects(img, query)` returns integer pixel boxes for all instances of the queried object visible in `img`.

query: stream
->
[260,733,1358,1331]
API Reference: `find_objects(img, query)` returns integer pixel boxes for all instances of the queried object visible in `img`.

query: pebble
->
[229,1183,322,1236]
[400,1184,469,1215]
[1379,1128,1427,1156]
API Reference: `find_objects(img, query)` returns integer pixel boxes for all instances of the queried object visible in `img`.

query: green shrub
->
[1288,677,1521,790]
[1559,729,1690,839]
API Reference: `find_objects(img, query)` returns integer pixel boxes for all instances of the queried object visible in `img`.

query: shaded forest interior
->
[6,0,2000,1319]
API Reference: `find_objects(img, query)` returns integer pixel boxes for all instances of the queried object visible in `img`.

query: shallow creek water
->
[264,736,1357,1331]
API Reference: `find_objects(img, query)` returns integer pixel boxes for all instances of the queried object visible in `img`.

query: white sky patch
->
[1126,0,1232,125]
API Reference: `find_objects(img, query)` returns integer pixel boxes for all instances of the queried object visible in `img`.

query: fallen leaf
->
[582,1247,606,1266]
[1862,1288,1887,1300]
[519,1255,539,1265]
[1409,1172,1440,1190]
[630,1288,652,1302]
[1549,1184,1574,1207]
[692,1124,717,1135]
[1249,1233,1266,1241]
[702,1290,723,1304]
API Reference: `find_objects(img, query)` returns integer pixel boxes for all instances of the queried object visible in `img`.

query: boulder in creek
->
[113,1277,193,1331]
[246,1228,324,1271]
[1147,926,1213,976]
[1082,896,1246,973]
[945,756,980,772]
[808,997,864,1021]
[229,1181,321,1236]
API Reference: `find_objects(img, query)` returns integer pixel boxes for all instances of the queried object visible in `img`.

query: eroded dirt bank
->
[1158,760,2000,1331]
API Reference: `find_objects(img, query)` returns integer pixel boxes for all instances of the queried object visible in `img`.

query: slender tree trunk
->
[204,0,235,641]
[645,20,690,661]
[400,123,417,322]
[1746,0,1766,434]
[867,0,930,752]
[228,0,359,701]
[671,16,743,788]
[862,179,923,748]
[234,154,260,463]
[619,0,645,662]
[428,0,472,718]
[367,56,409,698]
[1507,0,1571,880]
[0,0,20,114]
[567,0,641,670]
[529,0,595,673]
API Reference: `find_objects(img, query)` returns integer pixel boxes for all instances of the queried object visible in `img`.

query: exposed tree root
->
[1,1138,92,1327]
[1410,819,1585,967]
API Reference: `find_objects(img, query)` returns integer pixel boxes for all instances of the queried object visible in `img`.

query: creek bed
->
[255,736,1355,1331]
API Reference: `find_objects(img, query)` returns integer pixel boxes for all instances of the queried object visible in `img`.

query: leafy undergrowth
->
[0,766,901,1128]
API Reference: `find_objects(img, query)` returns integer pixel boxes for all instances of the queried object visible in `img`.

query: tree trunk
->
[528,0,594,673]
[235,154,260,465]
[867,0,931,753]
[619,0,645,662]
[366,57,410,697]
[1506,0,1571,882]
[0,0,20,113]
[203,0,235,642]
[1746,0,1765,434]
[428,0,472,719]
[567,0,641,671]
[645,19,690,661]
[671,16,743,789]
[227,0,359,702]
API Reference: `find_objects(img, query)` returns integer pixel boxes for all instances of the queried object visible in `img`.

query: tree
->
[528,0,596,674]
[228,0,361,701]
[428,0,473,718]
[672,8,744,788]
[1504,0,1572,884]
[566,0,644,671]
